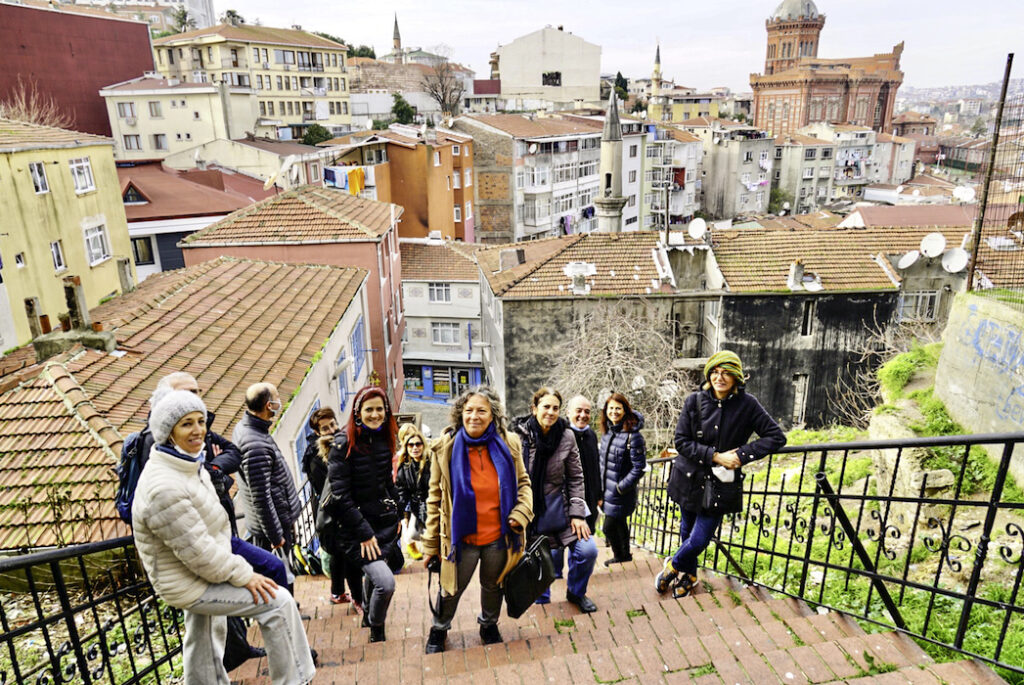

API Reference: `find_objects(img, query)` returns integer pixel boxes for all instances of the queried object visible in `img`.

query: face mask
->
[267,401,281,417]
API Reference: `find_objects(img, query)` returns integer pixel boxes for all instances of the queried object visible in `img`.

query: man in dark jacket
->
[566,395,601,531]
[233,383,302,564]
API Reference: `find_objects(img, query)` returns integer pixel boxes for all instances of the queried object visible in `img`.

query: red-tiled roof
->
[0,117,111,152]
[0,363,128,550]
[0,258,368,549]
[460,114,602,139]
[893,111,937,125]
[400,242,480,281]
[712,225,972,292]
[154,23,346,49]
[477,233,685,298]
[181,185,401,245]
[117,163,253,221]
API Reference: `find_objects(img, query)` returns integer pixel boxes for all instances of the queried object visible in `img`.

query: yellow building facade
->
[101,76,260,160]
[0,120,134,347]
[153,24,351,138]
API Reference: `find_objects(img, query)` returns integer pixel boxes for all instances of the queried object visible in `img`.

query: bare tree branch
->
[549,303,697,449]
[0,76,75,129]
[421,47,467,117]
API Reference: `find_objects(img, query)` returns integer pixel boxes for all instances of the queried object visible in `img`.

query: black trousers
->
[602,515,633,561]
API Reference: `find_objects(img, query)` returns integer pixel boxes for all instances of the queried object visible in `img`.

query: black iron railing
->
[0,537,183,685]
[630,432,1024,677]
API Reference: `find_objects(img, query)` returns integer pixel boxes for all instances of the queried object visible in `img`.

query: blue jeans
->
[670,509,722,575]
[539,537,598,601]
[231,536,289,587]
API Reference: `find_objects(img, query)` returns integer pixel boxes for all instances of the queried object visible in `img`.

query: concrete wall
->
[497,27,601,105]
[452,119,515,243]
[936,294,1024,484]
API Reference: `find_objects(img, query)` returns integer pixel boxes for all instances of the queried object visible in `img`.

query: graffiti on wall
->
[957,304,1024,425]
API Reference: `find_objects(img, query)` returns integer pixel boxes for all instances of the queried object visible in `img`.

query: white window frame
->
[431,322,460,345]
[428,282,451,303]
[454,205,462,222]
[51,240,66,272]
[452,145,460,156]
[465,201,472,220]
[453,170,461,188]
[464,168,472,186]
[30,162,49,194]
[433,151,441,167]
[83,224,112,266]
[153,133,168,150]
[309,162,320,183]
[123,134,142,151]
[69,157,95,194]
[117,102,136,118]
[148,101,162,117]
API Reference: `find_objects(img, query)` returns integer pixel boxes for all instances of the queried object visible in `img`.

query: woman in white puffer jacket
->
[132,390,314,685]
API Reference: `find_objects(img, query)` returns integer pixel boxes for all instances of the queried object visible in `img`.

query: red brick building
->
[750,0,903,137]
[893,111,937,136]
[0,2,155,136]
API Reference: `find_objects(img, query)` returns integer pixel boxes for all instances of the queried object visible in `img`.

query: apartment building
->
[100,74,259,160]
[772,132,835,214]
[0,119,134,346]
[152,23,351,139]
[454,114,603,242]
[491,26,601,107]
[801,122,878,201]
[640,126,702,230]
[873,133,917,186]
[681,117,774,219]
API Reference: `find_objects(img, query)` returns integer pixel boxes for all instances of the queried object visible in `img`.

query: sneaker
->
[425,627,447,654]
[406,542,423,560]
[655,558,680,594]
[479,623,503,645]
[330,593,351,604]
[671,573,698,599]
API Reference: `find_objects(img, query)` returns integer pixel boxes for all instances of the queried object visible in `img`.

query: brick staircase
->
[230,547,1008,684]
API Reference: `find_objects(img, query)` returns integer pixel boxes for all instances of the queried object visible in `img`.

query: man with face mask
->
[233,383,302,572]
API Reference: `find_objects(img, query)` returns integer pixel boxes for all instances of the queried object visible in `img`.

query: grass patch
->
[726,588,744,607]
[877,343,942,398]
[787,424,866,446]
[689,664,717,677]
[862,651,898,675]
[625,608,647,619]
[554,618,576,633]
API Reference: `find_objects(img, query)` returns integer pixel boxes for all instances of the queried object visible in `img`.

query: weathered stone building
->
[750,0,904,136]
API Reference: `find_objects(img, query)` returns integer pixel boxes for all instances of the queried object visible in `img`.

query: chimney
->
[31,276,117,362]
[24,297,42,340]
[499,248,525,271]
[64,275,91,330]
[117,257,137,293]
[787,259,804,290]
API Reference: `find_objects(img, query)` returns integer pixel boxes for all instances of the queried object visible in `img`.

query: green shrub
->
[877,343,943,398]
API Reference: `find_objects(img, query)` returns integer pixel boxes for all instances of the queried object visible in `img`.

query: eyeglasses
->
[407,441,424,448]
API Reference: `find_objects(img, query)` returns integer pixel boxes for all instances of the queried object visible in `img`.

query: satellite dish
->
[365,120,374,130]
[687,218,707,240]
[942,247,969,273]
[262,171,279,191]
[897,250,919,269]
[528,143,538,154]
[920,232,946,258]
[952,185,976,203]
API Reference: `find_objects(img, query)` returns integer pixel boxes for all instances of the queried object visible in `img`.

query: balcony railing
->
[0,477,320,685]
[630,431,1024,679]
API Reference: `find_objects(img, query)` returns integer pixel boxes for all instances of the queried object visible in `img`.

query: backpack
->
[114,429,147,524]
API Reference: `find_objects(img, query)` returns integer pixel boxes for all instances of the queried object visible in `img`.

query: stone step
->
[229,549,1009,685]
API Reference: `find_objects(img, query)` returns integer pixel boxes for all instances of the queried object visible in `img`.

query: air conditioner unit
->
[125,117,137,126]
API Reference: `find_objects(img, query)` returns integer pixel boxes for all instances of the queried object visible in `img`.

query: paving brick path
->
[230,547,1007,684]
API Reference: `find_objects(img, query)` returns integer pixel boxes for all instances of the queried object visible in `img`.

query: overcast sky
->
[217,0,1022,92]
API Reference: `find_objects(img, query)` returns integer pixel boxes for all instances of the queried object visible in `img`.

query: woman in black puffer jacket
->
[325,386,403,643]
[659,350,785,598]
[597,392,647,565]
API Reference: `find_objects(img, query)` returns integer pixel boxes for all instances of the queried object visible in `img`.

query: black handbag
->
[315,487,334,534]
[701,471,744,515]
[535,490,568,535]
[503,535,556,619]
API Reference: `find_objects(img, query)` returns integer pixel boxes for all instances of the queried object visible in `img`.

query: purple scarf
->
[449,422,518,559]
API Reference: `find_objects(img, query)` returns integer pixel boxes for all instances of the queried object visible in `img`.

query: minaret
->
[651,44,662,99]
[392,14,402,63]
[594,92,626,233]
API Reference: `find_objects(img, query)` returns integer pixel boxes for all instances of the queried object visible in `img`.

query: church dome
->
[771,0,820,21]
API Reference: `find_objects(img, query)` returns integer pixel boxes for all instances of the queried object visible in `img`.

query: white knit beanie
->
[150,390,207,446]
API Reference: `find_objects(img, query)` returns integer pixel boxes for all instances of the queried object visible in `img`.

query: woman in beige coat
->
[420,386,533,654]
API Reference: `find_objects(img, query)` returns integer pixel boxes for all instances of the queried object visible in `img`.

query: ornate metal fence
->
[630,432,1024,677]
[0,538,183,685]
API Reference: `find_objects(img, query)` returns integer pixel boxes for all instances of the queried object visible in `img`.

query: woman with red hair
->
[324,386,403,643]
